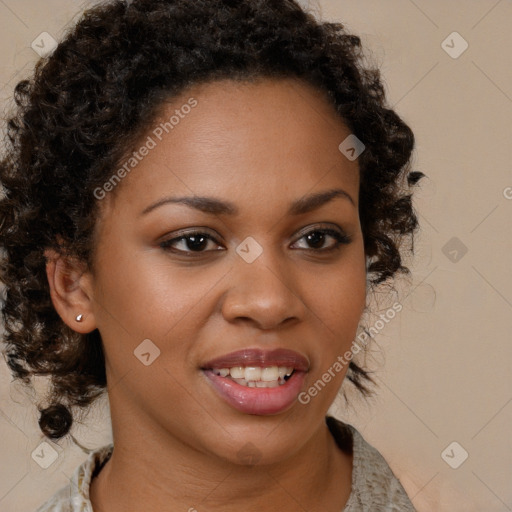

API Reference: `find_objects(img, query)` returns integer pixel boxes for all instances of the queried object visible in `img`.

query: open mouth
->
[201,349,309,415]
[210,366,295,388]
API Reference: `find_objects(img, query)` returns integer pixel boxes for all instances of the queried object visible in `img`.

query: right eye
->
[159,231,224,256]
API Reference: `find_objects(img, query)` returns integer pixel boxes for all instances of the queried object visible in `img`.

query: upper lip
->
[202,348,310,372]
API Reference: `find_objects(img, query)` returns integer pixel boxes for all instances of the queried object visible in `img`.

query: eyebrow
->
[139,187,355,217]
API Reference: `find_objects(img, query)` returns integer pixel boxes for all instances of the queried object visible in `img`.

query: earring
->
[75,314,83,322]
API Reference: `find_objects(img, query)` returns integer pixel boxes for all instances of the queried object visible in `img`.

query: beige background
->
[1,0,511,510]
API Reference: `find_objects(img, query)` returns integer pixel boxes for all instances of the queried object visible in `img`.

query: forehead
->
[100,77,359,218]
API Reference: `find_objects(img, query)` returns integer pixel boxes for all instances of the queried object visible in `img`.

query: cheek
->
[299,261,366,410]
[309,254,366,336]
[92,247,229,379]
[94,243,202,332]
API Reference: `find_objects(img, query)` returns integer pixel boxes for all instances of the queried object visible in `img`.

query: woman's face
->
[84,77,366,464]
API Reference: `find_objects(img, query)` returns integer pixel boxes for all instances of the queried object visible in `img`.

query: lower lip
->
[203,370,306,415]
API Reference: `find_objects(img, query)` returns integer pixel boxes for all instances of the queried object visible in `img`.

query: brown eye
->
[160,231,223,254]
[292,228,352,252]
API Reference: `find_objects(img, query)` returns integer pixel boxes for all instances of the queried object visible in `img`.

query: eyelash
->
[159,227,352,256]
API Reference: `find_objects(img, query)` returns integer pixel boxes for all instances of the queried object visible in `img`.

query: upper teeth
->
[213,366,294,383]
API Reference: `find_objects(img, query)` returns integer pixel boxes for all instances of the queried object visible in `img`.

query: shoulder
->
[34,443,114,512]
[326,416,416,511]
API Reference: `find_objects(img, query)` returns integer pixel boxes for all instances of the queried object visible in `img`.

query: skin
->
[45,77,367,511]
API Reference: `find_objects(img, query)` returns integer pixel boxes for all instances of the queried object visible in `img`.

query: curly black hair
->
[0,0,424,441]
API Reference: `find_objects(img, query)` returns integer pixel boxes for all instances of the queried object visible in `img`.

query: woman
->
[0,0,423,510]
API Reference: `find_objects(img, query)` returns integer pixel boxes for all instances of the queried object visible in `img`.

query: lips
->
[201,348,310,415]
[202,348,310,372]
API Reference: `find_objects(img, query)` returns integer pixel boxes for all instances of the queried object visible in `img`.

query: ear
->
[44,247,97,334]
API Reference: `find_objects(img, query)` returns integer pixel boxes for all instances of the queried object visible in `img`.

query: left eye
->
[292,228,352,251]
[159,228,351,255]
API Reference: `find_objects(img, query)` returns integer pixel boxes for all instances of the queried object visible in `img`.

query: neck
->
[90,411,352,512]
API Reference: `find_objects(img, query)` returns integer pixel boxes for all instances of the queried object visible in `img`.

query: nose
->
[220,248,306,331]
